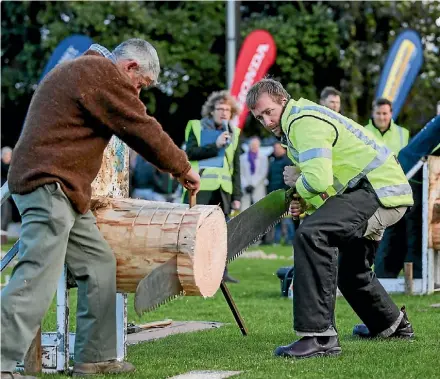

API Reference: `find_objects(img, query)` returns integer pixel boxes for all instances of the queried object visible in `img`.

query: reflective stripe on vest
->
[375,183,412,198]
[200,173,232,182]
[398,126,404,149]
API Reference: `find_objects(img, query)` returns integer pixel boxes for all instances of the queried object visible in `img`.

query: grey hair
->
[1,146,12,159]
[246,79,290,110]
[113,38,161,84]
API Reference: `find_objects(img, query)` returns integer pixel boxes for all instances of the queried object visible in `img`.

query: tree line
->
[2,1,439,147]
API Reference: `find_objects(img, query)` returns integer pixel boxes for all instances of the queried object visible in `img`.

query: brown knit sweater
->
[8,51,191,214]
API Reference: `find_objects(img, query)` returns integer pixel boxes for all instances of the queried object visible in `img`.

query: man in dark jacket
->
[1,39,200,378]
[267,142,295,244]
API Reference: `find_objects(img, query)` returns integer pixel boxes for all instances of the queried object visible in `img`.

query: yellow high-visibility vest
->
[365,119,409,155]
[184,119,240,193]
[281,99,413,210]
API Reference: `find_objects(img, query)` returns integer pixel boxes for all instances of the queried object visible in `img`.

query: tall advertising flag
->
[375,29,423,119]
[39,34,94,81]
[230,30,276,129]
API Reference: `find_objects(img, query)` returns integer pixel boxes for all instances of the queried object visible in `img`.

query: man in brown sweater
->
[1,39,200,378]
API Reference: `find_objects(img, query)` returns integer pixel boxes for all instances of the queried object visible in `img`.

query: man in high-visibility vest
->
[246,79,414,359]
[183,90,242,283]
[364,98,411,278]
[365,98,409,155]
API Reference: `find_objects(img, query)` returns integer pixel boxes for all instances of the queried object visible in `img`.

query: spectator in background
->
[364,98,410,278]
[131,154,179,202]
[240,137,269,211]
[320,87,341,113]
[365,98,409,155]
[1,146,13,235]
[267,142,295,245]
[183,90,242,283]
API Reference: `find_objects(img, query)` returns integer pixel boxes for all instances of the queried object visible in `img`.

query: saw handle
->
[291,193,301,229]
[189,191,197,208]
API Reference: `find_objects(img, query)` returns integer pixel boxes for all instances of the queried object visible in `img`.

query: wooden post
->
[404,262,413,295]
[24,326,42,374]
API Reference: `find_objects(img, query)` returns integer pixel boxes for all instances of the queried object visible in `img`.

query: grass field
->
[1,243,440,378]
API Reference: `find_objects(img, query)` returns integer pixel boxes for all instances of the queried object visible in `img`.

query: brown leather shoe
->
[274,336,342,359]
[1,372,37,379]
[353,306,414,339]
[72,360,135,376]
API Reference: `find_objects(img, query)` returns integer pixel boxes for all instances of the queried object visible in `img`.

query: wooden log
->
[428,156,440,250]
[91,197,227,297]
[24,326,41,374]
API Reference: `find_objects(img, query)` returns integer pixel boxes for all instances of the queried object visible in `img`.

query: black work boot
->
[274,336,341,359]
[353,306,414,339]
[223,267,239,283]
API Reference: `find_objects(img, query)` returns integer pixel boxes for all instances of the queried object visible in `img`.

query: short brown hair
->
[320,86,341,100]
[373,98,393,111]
[246,79,290,110]
[201,90,240,118]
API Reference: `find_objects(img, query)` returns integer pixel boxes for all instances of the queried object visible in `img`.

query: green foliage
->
[325,1,440,130]
[1,1,439,145]
[242,3,340,102]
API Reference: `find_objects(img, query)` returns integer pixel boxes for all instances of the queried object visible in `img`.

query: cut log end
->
[178,206,227,296]
[93,198,227,298]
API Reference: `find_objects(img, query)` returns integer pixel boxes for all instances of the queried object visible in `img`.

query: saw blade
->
[1,240,19,272]
[134,255,185,316]
[227,188,294,263]
[1,181,10,206]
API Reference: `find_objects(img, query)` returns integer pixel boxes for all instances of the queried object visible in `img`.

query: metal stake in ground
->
[189,191,248,336]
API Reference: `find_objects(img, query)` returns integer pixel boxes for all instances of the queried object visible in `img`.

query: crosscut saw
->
[226,188,295,263]
[1,181,295,315]
[134,188,295,315]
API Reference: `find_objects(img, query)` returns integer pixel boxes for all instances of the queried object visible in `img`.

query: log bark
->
[24,326,41,374]
[91,197,227,297]
[428,157,440,250]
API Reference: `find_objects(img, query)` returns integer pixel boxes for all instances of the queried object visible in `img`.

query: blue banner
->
[39,34,93,81]
[375,29,424,119]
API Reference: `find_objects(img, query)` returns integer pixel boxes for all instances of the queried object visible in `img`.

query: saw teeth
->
[139,290,186,315]
[227,212,289,263]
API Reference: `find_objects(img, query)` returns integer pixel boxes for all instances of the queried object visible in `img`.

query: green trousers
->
[1,183,117,371]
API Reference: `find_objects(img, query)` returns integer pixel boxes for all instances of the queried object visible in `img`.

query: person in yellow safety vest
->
[365,98,409,155]
[246,79,415,360]
[364,98,410,279]
[183,90,242,283]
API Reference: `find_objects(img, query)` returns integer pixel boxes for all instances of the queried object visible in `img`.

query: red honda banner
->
[230,30,277,130]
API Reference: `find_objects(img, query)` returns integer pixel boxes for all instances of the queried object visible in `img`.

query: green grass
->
[3,245,440,378]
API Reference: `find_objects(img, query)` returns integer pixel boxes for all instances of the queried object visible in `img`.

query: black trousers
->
[293,186,400,336]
